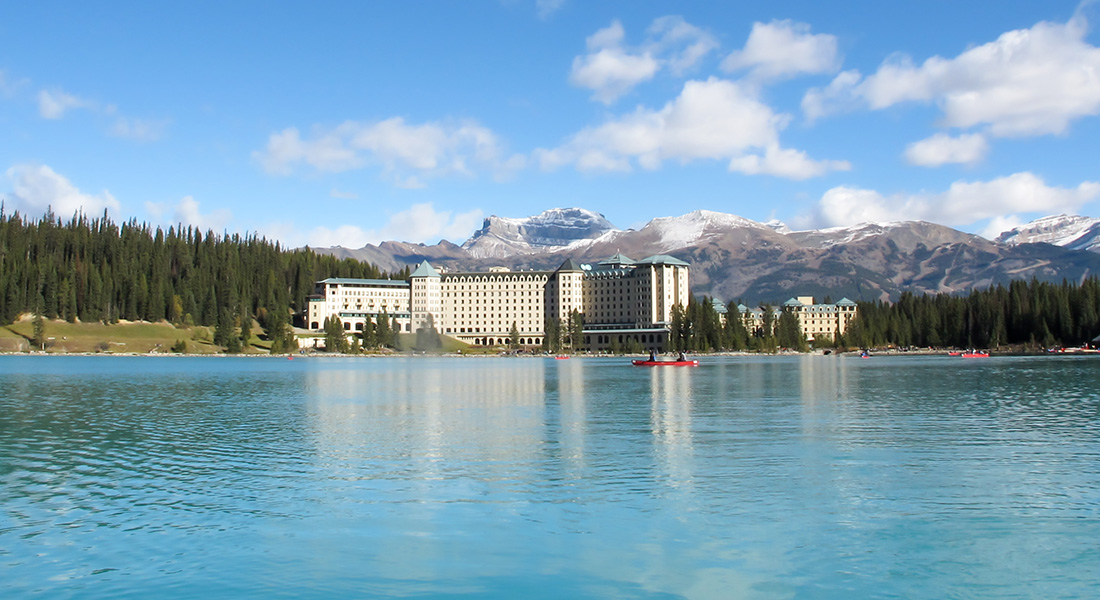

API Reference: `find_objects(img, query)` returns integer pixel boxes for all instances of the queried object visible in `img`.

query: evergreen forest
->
[4,208,1099,354]
[664,278,1100,353]
[0,208,407,351]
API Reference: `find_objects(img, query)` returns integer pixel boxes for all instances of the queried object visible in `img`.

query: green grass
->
[2,318,271,354]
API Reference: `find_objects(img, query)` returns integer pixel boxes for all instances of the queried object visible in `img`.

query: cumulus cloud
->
[803,172,1100,236]
[4,164,120,217]
[802,15,1100,136]
[722,20,840,83]
[729,144,850,180]
[38,89,91,119]
[253,117,522,185]
[904,132,989,167]
[569,21,660,105]
[263,202,484,248]
[647,16,720,77]
[536,77,848,179]
[569,17,717,104]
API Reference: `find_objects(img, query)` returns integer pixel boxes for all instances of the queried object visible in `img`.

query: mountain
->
[461,208,617,259]
[310,208,1100,304]
[996,214,1100,252]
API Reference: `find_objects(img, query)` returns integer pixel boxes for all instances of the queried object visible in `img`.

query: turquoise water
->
[1,355,1098,599]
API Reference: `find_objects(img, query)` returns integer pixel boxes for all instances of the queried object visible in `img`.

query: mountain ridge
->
[310,209,1100,304]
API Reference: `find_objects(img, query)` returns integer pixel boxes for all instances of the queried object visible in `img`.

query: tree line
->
[0,208,405,351]
[843,279,1100,349]
[612,277,1100,353]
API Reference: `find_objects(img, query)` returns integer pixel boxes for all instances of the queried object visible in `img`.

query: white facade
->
[305,278,412,334]
[781,296,859,342]
[305,254,691,350]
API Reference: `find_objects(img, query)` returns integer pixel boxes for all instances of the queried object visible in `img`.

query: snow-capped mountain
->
[996,214,1100,252]
[311,207,1100,303]
[635,210,770,253]
[461,208,618,259]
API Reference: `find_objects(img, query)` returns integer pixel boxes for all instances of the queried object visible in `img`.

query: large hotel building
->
[305,254,690,351]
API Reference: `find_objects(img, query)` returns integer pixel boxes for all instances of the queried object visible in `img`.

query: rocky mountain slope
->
[996,214,1100,252]
[311,209,1100,304]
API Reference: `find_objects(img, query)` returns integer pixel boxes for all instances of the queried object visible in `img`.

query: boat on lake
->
[631,359,699,367]
[961,350,989,358]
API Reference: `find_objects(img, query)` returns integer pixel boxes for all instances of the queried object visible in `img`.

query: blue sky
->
[2,1,1099,247]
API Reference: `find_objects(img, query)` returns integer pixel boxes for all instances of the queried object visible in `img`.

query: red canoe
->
[632,359,699,367]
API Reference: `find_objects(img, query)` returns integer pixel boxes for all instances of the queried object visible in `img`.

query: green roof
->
[318,277,409,287]
[409,260,440,278]
[836,297,858,306]
[783,298,805,307]
[599,253,635,265]
[556,258,584,271]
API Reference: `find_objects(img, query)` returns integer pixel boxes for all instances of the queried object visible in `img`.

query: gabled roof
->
[599,253,635,266]
[409,260,440,278]
[710,298,728,314]
[783,297,806,307]
[556,258,584,272]
[635,254,689,266]
[835,297,858,306]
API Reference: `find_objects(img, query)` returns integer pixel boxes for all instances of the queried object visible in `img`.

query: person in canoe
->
[649,349,657,361]
[677,350,686,362]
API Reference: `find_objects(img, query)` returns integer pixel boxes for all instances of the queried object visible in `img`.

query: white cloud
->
[110,117,171,142]
[569,17,717,104]
[537,77,848,179]
[647,16,719,76]
[904,132,989,167]
[4,164,119,217]
[569,21,659,105]
[265,202,484,248]
[253,118,519,185]
[37,89,91,119]
[980,214,1027,240]
[801,69,862,123]
[375,202,484,243]
[804,172,1100,234]
[803,15,1100,137]
[172,196,232,232]
[535,0,565,20]
[722,20,840,83]
[728,144,850,180]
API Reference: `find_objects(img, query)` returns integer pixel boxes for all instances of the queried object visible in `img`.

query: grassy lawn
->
[2,318,272,354]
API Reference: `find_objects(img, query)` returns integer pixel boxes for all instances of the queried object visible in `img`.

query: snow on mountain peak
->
[640,210,769,251]
[461,207,619,258]
[996,214,1100,249]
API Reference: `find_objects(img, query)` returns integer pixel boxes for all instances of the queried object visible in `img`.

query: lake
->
[1,354,1098,599]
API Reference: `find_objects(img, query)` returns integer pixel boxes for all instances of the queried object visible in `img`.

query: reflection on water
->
[1,355,1099,599]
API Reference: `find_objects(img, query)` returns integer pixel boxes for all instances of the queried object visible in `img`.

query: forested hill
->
[0,209,400,327]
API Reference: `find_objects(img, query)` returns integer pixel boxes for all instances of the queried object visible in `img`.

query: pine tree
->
[509,321,520,350]
[32,309,46,351]
[239,303,252,349]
